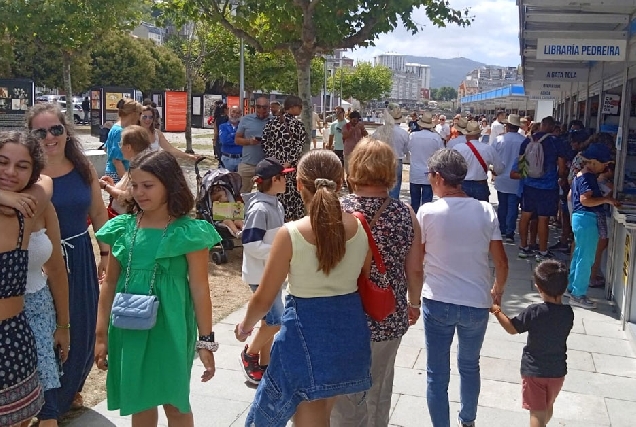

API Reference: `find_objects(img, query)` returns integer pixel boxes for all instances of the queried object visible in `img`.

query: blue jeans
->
[389,159,404,199]
[569,212,599,298]
[461,181,490,202]
[221,154,241,172]
[496,192,520,236]
[423,298,489,427]
[410,183,433,209]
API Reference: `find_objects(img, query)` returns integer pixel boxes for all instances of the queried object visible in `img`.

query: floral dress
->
[262,113,307,221]
[340,195,415,342]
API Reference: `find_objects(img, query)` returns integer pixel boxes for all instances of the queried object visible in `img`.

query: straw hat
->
[387,103,402,120]
[417,111,436,129]
[461,121,481,136]
[455,117,468,132]
[505,114,522,127]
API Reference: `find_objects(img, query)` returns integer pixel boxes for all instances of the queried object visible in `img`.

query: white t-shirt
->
[446,134,466,150]
[453,140,504,181]
[417,197,501,308]
[490,120,505,145]
[435,123,450,140]
[408,130,444,184]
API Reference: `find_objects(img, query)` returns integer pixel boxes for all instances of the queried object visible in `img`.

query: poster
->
[0,79,34,128]
[192,96,201,115]
[164,91,187,132]
[105,92,122,110]
[602,94,620,115]
[202,94,222,128]
[227,96,240,109]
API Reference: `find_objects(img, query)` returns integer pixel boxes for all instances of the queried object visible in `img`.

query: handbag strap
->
[466,141,488,173]
[352,198,391,274]
[123,213,172,295]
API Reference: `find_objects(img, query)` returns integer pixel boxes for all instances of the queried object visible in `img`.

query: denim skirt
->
[246,292,372,427]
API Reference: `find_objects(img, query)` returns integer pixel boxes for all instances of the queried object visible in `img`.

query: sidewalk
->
[67,185,636,427]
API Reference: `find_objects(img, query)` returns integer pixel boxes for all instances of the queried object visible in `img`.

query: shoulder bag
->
[111,214,171,330]
[352,198,396,321]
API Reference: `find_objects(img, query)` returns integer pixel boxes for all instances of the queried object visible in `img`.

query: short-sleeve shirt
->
[518,132,567,190]
[236,113,271,165]
[511,302,574,378]
[493,132,528,194]
[417,197,501,309]
[105,124,127,175]
[408,129,444,184]
[330,120,347,151]
[571,172,603,214]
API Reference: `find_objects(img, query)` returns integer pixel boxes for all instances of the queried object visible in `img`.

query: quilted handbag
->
[111,213,171,330]
[352,198,396,321]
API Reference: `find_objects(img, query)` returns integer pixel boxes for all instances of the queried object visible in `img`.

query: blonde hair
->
[121,125,151,154]
[118,98,142,118]
[347,137,396,190]
[297,150,345,275]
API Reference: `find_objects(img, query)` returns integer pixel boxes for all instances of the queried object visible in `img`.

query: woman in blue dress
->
[26,104,110,420]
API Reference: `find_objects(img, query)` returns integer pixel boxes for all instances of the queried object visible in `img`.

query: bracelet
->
[100,250,109,257]
[408,301,421,309]
[198,332,215,342]
[56,323,71,329]
[196,340,219,352]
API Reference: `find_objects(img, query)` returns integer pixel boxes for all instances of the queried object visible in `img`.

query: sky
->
[346,0,521,67]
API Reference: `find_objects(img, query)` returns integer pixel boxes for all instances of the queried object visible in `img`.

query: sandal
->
[70,393,84,410]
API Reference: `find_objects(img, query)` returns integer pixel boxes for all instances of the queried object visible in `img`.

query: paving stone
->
[605,398,636,427]
[583,318,630,340]
[394,345,421,369]
[592,353,636,378]
[562,369,636,401]
[567,332,634,357]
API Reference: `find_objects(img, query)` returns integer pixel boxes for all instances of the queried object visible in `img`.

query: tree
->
[328,62,392,106]
[436,86,458,101]
[0,0,142,124]
[139,39,187,91]
[195,0,472,152]
[429,88,439,101]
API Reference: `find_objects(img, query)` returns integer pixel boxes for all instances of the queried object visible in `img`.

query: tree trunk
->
[62,52,74,126]
[295,53,312,154]
[185,63,194,154]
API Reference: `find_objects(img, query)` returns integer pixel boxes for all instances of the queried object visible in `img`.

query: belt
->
[465,180,488,184]
[61,229,88,273]
[222,153,242,159]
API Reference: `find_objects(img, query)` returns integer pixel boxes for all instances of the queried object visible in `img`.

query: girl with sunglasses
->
[138,106,200,162]
[26,103,110,419]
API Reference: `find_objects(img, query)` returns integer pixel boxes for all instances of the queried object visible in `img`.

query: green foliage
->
[328,62,392,104]
[138,39,187,91]
[434,86,458,101]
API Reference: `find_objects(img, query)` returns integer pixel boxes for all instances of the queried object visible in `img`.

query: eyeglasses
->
[255,105,269,109]
[141,115,154,120]
[31,124,65,140]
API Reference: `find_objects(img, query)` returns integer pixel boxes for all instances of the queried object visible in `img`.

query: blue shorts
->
[522,185,559,217]
[249,284,284,326]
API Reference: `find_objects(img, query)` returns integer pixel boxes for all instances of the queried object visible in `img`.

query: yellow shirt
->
[285,220,368,298]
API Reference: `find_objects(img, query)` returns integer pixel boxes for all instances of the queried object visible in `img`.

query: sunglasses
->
[141,115,154,120]
[32,124,65,140]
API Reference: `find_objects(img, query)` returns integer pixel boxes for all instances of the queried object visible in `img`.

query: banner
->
[537,39,627,62]
[533,67,589,82]
[164,91,187,132]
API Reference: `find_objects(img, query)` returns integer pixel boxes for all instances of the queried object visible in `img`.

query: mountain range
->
[404,56,488,89]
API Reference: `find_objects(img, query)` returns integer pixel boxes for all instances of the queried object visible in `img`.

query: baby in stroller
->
[211,184,244,238]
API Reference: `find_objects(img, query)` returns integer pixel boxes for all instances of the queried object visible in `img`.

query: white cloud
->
[347,0,521,67]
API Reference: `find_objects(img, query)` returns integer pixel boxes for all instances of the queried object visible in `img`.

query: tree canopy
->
[328,62,392,105]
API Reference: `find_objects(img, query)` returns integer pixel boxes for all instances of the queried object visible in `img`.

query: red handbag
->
[352,198,396,321]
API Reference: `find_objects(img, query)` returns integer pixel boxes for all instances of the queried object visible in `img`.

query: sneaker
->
[549,240,570,252]
[458,420,475,427]
[240,345,263,384]
[535,250,555,262]
[505,234,515,243]
[569,296,597,309]
[564,289,572,298]
[518,247,534,259]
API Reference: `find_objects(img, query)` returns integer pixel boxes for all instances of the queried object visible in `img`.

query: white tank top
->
[26,229,53,294]
[150,130,161,151]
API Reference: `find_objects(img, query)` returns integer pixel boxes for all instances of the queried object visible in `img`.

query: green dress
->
[96,214,221,416]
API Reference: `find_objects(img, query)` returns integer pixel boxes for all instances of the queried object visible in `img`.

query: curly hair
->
[0,130,46,189]
[25,103,92,184]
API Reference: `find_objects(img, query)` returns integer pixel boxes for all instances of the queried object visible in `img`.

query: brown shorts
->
[522,376,565,411]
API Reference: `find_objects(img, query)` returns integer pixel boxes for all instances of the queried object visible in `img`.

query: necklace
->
[440,189,466,198]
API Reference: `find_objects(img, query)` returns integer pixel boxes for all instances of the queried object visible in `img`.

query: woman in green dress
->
[94,150,221,427]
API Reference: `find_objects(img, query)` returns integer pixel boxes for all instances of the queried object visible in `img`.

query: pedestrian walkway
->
[67,185,636,427]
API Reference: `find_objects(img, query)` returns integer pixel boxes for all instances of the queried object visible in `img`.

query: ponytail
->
[309,179,346,275]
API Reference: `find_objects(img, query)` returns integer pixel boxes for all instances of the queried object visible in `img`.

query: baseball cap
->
[254,157,294,182]
[582,143,612,163]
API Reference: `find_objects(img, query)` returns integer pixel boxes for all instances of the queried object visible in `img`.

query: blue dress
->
[49,169,99,417]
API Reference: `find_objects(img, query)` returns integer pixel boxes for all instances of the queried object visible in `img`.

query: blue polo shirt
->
[219,121,242,155]
[237,113,271,165]
[572,172,603,214]
[518,132,567,190]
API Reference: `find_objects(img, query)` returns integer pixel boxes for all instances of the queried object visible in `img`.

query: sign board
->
[526,81,572,92]
[527,90,559,100]
[602,94,620,115]
[533,67,589,82]
[0,79,34,129]
[537,39,627,61]
[164,91,187,132]
[202,94,222,128]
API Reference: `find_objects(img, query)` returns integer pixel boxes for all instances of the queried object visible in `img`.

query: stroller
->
[195,158,244,264]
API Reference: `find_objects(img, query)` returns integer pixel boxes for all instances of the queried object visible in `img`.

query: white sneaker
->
[569,296,597,309]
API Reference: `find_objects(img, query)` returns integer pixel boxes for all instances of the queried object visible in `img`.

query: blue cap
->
[569,129,589,143]
[582,143,612,163]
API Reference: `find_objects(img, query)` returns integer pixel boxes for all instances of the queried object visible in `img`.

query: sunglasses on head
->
[32,124,65,140]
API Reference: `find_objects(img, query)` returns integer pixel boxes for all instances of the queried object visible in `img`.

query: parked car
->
[59,101,84,125]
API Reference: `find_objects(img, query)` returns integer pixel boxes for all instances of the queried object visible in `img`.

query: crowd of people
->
[0,94,619,427]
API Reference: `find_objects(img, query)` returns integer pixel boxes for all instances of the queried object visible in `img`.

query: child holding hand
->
[490,260,574,427]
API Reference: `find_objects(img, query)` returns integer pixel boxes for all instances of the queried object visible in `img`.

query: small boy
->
[490,260,574,427]
[239,157,292,384]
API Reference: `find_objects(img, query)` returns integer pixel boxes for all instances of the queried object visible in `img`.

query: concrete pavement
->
[67,174,636,427]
